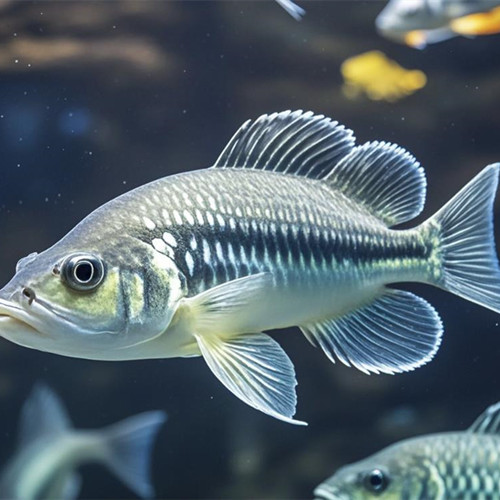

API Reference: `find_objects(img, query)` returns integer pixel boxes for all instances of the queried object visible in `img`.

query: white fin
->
[183,273,273,333]
[103,411,167,499]
[300,289,443,375]
[325,141,426,226]
[195,332,306,425]
[213,110,355,180]
[18,383,71,449]
[275,0,305,20]
[469,402,500,434]
[426,164,500,314]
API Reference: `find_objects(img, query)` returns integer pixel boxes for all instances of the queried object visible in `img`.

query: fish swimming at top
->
[0,110,499,425]
[376,0,500,48]
[0,383,166,499]
[314,400,500,499]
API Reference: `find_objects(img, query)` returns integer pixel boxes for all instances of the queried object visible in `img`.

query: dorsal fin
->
[212,110,355,179]
[468,402,500,434]
[17,383,71,449]
[325,141,426,226]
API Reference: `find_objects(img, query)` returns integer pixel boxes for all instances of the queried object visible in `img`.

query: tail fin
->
[102,411,167,499]
[427,163,500,313]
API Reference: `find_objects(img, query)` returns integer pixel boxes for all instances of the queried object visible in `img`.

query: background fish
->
[0,110,499,425]
[314,400,500,499]
[0,384,166,499]
[376,0,500,47]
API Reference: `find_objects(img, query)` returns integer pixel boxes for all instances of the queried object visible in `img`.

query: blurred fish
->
[376,0,500,48]
[314,401,500,499]
[0,110,499,425]
[341,50,427,102]
[275,0,305,20]
[0,384,166,499]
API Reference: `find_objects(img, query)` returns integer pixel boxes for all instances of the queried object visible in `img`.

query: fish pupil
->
[74,261,93,283]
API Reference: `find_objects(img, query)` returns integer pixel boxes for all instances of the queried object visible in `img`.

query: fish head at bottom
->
[314,441,438,500]
[0,236,186,360]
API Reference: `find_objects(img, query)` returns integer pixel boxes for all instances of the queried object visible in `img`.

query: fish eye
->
[61,253,105,292]
[363,468,389,493]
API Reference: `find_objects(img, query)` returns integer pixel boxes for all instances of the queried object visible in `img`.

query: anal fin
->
[195,332,306,425]
[300,289,443,375]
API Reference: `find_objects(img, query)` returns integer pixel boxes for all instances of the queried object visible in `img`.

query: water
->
[0,1,499,498]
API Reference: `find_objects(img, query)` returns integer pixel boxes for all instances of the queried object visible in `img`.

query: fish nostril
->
[22,287,36,306]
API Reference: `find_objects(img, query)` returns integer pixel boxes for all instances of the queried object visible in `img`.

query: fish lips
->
[0,298,53,352]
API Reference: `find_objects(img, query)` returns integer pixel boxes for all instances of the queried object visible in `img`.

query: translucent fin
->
[18,383,71,449]
[427,164,500,314]
[195,332,306,425]
[213,110,355,180]
[469,402,500,434]
[300,289,443,375]
[324,141,426,226]
[103,411,167,499]
[275,0,305,20]
[183,273,273,334]
[451,7,500,36]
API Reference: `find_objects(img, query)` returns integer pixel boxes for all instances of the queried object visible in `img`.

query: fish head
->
[314,443,429,500]
[0,236,186,359]
[375,0,448,46]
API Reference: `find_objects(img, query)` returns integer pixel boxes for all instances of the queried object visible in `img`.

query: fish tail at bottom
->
[423,163,500,313]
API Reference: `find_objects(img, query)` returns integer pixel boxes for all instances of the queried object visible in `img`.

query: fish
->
[376,0,500,48]
[340,50,427,102]
[275,0,305,20]
[0,110,499,425]
[314,400,500,499]
[0,383,166,499]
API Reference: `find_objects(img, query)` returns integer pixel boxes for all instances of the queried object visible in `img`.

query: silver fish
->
[0,110,499,425]
[275,0,305,20]
[0,384,166,499]
[376,0,500,48]
[314,401,500,499]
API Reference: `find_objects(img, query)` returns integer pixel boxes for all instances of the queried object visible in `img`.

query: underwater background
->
[0,1,499,498]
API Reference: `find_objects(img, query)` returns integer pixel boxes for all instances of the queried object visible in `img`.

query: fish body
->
[376,0,500,47]
[0,110,499,424]
[314,401,500,499]
[0,384,166,499]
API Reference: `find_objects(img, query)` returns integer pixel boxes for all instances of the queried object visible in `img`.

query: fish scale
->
[0,110,499,423]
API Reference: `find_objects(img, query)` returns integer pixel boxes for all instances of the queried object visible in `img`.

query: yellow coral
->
[341,50,427,102]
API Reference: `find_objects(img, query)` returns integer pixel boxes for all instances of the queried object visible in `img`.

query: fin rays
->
[300,289,443,375]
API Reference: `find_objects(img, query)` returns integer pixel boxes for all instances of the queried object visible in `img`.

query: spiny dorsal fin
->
[18,383,72,449]
[325,141,426,227]
[468,401,500,434]
[213,110,355,180]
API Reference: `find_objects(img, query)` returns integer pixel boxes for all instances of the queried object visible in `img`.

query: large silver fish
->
[314,401,500,499]
[376,0,500,48]
[0,384,166,499]
[0,110,499,425]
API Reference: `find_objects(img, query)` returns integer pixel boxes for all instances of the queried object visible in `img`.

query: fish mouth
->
[313,486,346,500]
[0,298,50,341]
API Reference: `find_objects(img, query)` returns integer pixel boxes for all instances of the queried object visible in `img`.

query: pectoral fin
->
[451,7,500,36]
[182,273,273,334]
[195,332,306,425]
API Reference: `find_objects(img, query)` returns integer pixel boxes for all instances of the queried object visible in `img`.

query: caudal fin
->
[103,411,167,499]
[428,163,500,313]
